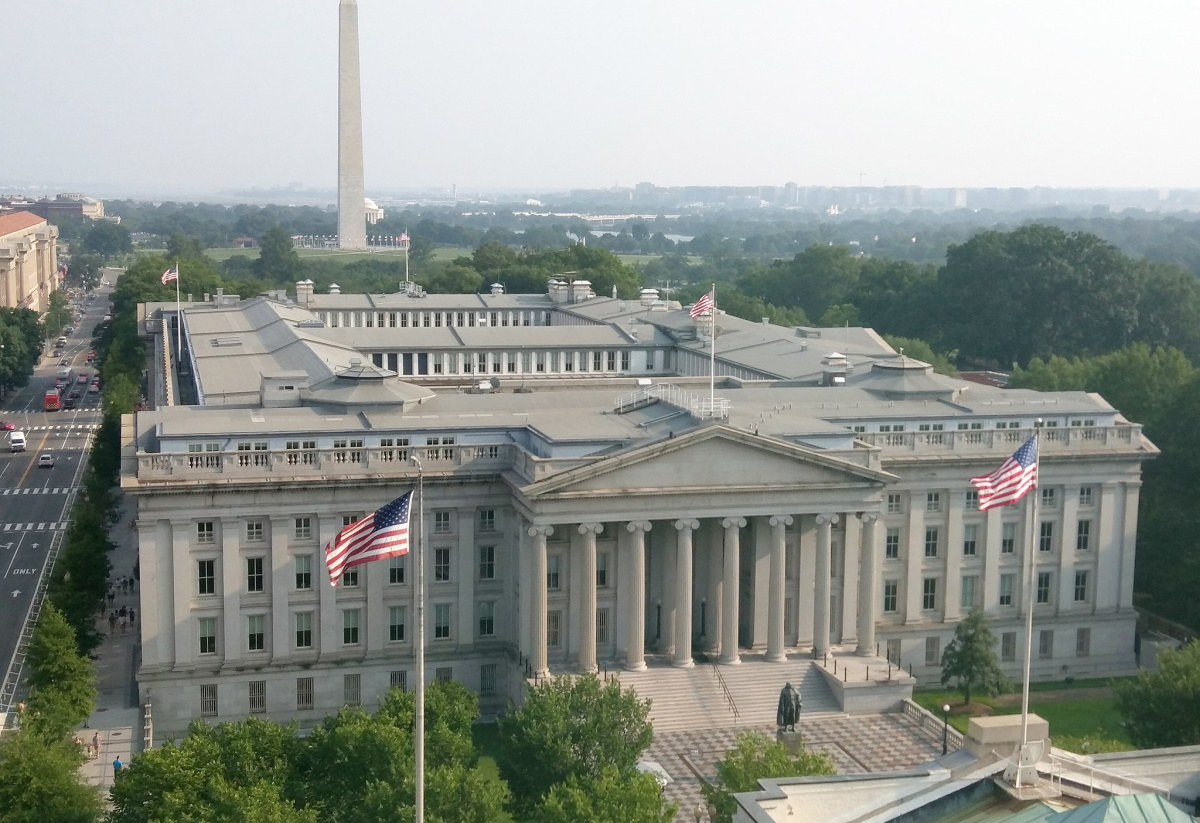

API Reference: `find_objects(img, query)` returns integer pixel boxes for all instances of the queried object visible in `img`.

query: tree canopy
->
[700,731,836,823]
[1113,641,1200,748]
[938,608,1009,705]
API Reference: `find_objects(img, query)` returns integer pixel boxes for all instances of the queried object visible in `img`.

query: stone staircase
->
[607,653,842,734]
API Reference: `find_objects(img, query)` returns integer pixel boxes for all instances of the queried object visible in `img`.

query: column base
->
[624,661,647,672]
[855,645,875,657]
[719,654,741,665]
[671,658,695,669]
[533,669,550,680]
[578,664,598,675]
[765,652,787,663]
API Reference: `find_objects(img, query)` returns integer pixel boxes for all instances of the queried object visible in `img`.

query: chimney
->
[295,279,314,305]
[639,288,659,307]
[612,285,618,299]
[329,283,341,295]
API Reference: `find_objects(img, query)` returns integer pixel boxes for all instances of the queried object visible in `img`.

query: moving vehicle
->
[10,432,25,452]
[77,373,88,383]
[57,366,75,386]
[44,390,61,411]
[62,396,77,409]
[56,336,66,347]
[38,453,54,468]
[69,389,81,399]
[88,383,100,394]
[0,422,14,432]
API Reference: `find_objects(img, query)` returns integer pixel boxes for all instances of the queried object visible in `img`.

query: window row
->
[317,308,550,329]
[882,519,1094,559]
[860,419,1095,437]
[367,349,647,377]
[885,486,1097,515]
[192,508,500,545]
[881,570,1092,613]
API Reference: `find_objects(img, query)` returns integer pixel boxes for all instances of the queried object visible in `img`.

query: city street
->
[0,273,115,703]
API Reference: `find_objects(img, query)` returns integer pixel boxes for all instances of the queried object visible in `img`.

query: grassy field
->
[472,723,515,822]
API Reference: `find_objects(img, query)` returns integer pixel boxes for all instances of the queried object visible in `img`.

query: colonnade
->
[523,511,881,677]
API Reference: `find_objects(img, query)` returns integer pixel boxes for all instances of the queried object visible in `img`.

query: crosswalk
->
[0,487,77,496]
[2,522,71,532]
[3,424,99,432]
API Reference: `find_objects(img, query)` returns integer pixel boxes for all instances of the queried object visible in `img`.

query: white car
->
[38,453,55,468]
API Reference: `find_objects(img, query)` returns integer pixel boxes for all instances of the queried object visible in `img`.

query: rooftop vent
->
[640,288,659,307]
[329,283,341,295]
[490,282,505,296]
[210,336,243,347]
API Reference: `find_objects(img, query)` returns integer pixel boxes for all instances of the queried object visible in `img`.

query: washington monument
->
[337,0,367,250]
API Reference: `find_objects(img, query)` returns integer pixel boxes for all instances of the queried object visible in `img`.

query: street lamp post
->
[942,703,951,756]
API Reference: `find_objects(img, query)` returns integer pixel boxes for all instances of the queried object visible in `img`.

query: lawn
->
[472,722,515,823]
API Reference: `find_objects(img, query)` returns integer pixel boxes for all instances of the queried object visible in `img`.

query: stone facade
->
[0,212,58,311]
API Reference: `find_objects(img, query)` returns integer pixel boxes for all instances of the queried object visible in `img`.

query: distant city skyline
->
[5,1,1200,196]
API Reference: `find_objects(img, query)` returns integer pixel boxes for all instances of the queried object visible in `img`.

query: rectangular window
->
[962,524,978,556]
[547,555,561,590]
[1002,522,1016,554]
[434,547,451,582]
[924,527,939,558]
[389,555,406,584]
[596,552,609,588]
[1076,628,1091,657]
[1001,631,1016,662]
[621,351,630,371]
[480,663,497,696]
[1039,521,1054,552]
[1074,571,1089,603]
[434,510,451,534]
[1079,486,1094,506]
[435,667,453,684]
[883,580,898,613]
[197,521,214,545]
[434,603,451,640]
[294,555,312,590]
[922,578,937,611]
[885,528,900,559]
[547,610,562,647]
[342,568,359,588]
[964,490,979,510]
[200,684,218,717]
[478,601,495,637]
[343,609,360,645]
[248,681,266,713]
[199,617,217,655]
[925,636,940,666]
[999,573,1015,606]
[390,670,407,691]
[342,514,361,528]
[389,606,406,642]
[297,677,314,710]
[245,519,264,543]
[294,517,312,540]
[926,492,941,513]
[478,509,496,532]
[478,546,495,580]
[1041,488,1057,508]
[1076,520,1091,552]
[247,614,265,652]
[198,559,216,595]
[344,674,361,706]
[1039,630,1054,659]
[886,493,903,514]
[886,638,901,664]
[1037,572,1052,604]
[295,612,312,649]
[961,575,978,609]
[246,557,264,593]
[597,608,610,644]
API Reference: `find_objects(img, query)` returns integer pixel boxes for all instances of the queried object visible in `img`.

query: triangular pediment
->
[522,425,894,500]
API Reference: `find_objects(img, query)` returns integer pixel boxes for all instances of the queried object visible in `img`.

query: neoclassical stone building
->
[0,211,58,311]
[125,283,1155,738]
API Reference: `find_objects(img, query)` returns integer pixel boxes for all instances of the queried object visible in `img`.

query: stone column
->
[577,523,603,674]
[856,513,880,656]
[170,520,191,667]
[705,526,723,654]
[721,517,747,664]
[625,521,651,671]
[270,517,291,665]
[813,513,839,657]
[220,518,241,665]
[767,515,792,662]
[673,519,699,668]
[528,526,553,677]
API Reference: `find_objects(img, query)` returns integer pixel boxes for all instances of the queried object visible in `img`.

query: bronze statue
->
[776,682,802,731]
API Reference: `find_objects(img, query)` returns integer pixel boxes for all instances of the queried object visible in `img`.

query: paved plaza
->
[647,712,946,818]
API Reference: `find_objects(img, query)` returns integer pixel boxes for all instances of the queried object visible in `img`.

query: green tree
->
[0,730,103,823]
[166,232,208,262]
[536,765,676,823]
[1113,641,1200,748]
[23,603,97,740]
[253,226,301,283]
[82,220,132,257]
[881,335,959,377]
[496,674,654,818]
[818,302,862,327]
[700,731,835,823]
[43,291,73,339]
[938,608,1009,705]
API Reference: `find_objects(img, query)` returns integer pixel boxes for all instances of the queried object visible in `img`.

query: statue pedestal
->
[776,729,804,755]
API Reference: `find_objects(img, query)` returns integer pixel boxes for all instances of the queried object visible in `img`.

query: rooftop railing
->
[615,382,730,420]
[856,425,1145,454]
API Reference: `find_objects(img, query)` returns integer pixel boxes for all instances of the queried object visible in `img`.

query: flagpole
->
[1016,420,1042,786]
[709,282,716,409]
[175,261,181,365]
[414,460,426,823]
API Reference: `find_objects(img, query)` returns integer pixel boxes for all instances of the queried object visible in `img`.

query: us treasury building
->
[123,279,1155,738]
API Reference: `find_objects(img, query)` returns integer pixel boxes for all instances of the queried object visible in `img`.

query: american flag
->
[161,264,178,285]
[399,232,410,243]
[970,435,1038,510]
[690,290,714,318]
[325,491,413,585]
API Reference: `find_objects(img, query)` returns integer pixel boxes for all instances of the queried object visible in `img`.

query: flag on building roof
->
[161,264,178,285]
[326,491,412,585]
[970,435,1038,510]
[690,290,714,318]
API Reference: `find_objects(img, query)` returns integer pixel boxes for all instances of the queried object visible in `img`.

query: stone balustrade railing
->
[857,425,1144,454]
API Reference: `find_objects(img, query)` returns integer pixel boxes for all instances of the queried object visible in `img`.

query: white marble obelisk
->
[337,0,367,250]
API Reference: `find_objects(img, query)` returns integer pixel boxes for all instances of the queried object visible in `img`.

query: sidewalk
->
[78,492,141,793]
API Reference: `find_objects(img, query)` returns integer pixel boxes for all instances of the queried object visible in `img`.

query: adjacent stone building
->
[0,211,59,311]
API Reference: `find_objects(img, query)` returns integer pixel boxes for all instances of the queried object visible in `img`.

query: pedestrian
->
[129,608,136,624]
[121,578,129,594]
[119,605,127,619]
[92,732,100,756]
[119,614,127,634]
[108,612,116,632]
[113,757,122,773]
[107,589,115,605]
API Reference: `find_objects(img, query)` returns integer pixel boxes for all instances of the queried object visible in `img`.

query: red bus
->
[44,390,61,411]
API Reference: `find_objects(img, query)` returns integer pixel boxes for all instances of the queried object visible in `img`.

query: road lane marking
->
[3,533,28,578]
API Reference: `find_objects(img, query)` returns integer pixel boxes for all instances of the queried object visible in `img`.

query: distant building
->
[364,197,384,225]
[25,193,106,221]
[0,212,59,311]
[231,237,258,249]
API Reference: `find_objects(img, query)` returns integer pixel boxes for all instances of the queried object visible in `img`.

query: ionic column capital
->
[769,515,794,528]
[625,521,653,533]
[858,511,880,525]
[816,513,840,526]
[527,525,555,539]
[722,517,748,530]
[577,522,604,536]
[675,519,700,531]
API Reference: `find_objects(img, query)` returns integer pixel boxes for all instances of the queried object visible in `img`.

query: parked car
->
[38,453,55,468]
[59,357,70,366]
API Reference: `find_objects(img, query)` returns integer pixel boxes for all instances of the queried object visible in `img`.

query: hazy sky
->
[5,1,1200,196]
